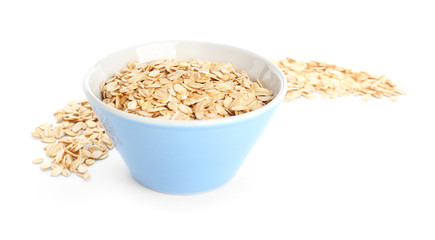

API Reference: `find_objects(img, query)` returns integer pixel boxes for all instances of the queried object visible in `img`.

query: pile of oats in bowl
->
[100,59,274,120]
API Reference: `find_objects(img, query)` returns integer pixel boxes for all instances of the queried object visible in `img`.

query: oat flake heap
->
[276,58,405,102]
[31,100,114,180]
[101,59,274,120]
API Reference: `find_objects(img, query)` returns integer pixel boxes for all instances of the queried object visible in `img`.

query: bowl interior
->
[86,41,285,103]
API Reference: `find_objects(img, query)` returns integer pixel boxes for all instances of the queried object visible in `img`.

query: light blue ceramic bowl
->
[83,41,286,194]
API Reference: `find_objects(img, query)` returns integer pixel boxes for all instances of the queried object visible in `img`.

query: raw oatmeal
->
[100,59,274,120]
[32,57,406,180]
[276,58,405,101]
[31,100,114,180]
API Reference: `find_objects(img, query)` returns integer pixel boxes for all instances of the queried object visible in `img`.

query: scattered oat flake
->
[77,164,88,173]
[41,137,56,143]
[85,159,95,165]
[362,94,373,101]
[61,169,70,177]
[32,158,44,164]
[50,166,63,177]
[40,161,51,170]
[83,172,91,180]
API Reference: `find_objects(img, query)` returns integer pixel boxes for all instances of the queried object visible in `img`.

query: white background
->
[1,0,434,239]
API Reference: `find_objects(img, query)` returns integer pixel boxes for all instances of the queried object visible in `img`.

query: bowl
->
[83,40,286,194]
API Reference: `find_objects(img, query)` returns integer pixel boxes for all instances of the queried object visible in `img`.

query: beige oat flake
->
[50,165,63,177]
[32,158,44,164]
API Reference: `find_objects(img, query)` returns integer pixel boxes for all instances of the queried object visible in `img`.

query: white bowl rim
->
[83,40,287,127]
